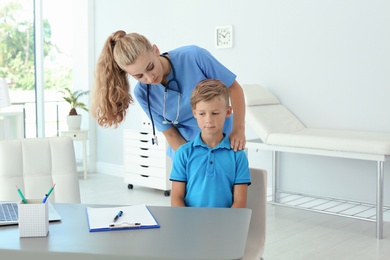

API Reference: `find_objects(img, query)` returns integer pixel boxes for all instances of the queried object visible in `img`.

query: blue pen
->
[113,210,123,222]
[42,183,56,203]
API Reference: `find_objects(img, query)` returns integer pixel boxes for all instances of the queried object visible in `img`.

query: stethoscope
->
[147,53,181,145]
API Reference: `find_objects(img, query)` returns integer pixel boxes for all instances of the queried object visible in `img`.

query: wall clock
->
[215,25,233,48]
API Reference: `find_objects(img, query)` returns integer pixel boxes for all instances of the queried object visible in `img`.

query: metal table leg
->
[376,161,384,239]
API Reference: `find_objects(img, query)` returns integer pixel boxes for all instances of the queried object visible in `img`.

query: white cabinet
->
[123,130,172,196]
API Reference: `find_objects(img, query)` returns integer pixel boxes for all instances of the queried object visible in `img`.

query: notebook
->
[0,201,62,226]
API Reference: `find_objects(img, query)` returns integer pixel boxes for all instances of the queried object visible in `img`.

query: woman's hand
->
[229,127,246,152]
[228,80,246,152]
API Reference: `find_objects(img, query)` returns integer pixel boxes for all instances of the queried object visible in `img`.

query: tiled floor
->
[79,173,390,260]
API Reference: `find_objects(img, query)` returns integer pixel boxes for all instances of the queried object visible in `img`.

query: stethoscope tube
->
[147,53,182,145]
[147,84,158,146]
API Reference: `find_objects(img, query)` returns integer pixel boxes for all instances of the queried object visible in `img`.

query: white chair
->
[243,168,267,260]
[0,136,81,203]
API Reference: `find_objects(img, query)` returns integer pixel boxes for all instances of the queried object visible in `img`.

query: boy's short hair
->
[190,79,230,109]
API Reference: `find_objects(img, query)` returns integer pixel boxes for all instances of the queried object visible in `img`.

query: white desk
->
[61,130,88,179]
[0,204,252,260]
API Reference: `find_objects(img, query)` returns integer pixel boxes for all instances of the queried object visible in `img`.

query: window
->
[0,0,88,138]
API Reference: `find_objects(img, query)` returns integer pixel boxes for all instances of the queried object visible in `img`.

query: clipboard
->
[86,204,160,232]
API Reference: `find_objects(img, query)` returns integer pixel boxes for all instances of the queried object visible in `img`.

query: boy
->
[170,79,251,208]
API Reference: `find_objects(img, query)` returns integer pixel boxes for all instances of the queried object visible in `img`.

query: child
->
[170,79,251,208]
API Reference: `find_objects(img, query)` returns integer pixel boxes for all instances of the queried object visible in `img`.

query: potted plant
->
[59,87,89,130]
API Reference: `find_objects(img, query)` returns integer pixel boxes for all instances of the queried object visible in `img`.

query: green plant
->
[59,87,89,115]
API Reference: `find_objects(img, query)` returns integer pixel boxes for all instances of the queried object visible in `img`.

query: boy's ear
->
[192,109,197,118]
[152,44,160,55]
[225,106,233,118]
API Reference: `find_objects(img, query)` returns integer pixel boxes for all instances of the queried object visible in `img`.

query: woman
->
[92,30,246,158]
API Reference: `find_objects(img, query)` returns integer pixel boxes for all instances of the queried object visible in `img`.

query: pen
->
[16,185,28,204]
[42,183,56,203]
[113,210,123,222]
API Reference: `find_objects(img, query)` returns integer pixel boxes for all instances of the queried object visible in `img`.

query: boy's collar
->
[193,133,231,150]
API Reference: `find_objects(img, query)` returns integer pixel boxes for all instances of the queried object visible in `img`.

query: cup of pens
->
[18,199,49,237]
[16,184,55,238]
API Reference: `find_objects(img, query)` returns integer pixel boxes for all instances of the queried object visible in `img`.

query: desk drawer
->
[124,163,166,178]
[124,131,153,140]
[125,146,163,157]
[124,173,171,190]
[124,139,165,152]
[124,154,167,168]
[125,132,166,145]
[61,130,88,140]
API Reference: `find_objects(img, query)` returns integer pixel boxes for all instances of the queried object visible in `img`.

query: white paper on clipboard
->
[86,204,159,232]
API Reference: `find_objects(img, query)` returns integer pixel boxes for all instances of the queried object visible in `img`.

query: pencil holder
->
[18,199,49,238]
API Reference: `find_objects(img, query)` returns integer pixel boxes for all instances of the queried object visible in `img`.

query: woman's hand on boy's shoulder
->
[229,129,246,152]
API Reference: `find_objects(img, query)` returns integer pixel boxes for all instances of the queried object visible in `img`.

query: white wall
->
[93,0,390,204]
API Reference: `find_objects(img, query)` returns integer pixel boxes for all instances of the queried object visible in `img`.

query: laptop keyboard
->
[0,203,18,221]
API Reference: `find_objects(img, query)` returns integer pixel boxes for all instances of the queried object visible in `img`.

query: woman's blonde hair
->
[91,30,154,127]
[190,79,230,109]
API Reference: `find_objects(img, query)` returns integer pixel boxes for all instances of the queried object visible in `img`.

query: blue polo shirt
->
[170,133,251,208]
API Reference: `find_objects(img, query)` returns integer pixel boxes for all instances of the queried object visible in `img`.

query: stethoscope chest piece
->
[152,135,158,146]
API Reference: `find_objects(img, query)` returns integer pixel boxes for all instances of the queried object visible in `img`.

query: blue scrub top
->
[170,133,251,208]
[134,45,236,158]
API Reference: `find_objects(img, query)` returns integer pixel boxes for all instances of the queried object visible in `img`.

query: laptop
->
[0,201,62,226]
